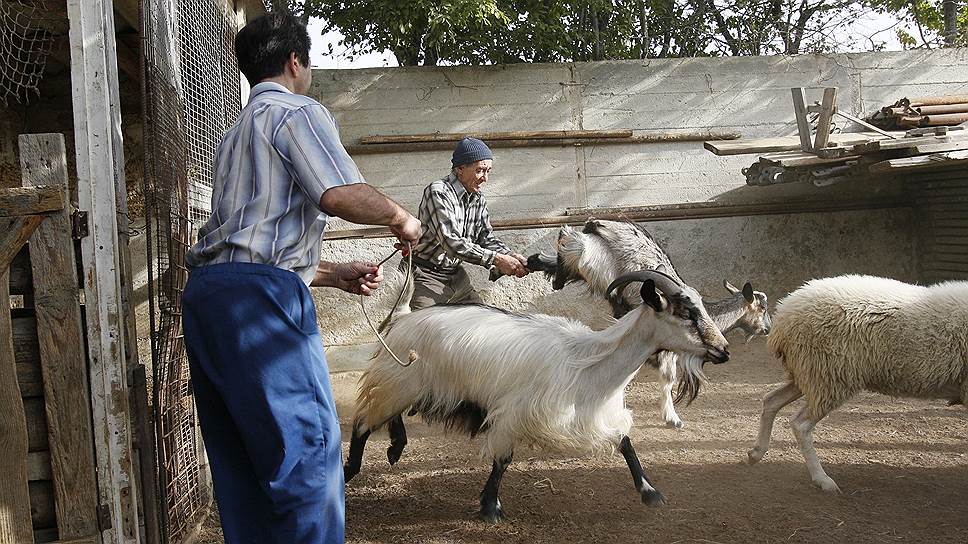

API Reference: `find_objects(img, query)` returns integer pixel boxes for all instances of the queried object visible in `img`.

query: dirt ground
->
[197,336,968,543]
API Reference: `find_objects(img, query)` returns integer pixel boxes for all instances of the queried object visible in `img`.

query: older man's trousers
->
[182,262,344,544]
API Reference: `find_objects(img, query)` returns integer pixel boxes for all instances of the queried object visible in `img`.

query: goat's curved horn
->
[606,269,683,299]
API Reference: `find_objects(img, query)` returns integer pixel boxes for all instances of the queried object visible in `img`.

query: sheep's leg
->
[789,405,840,494]
[619,436,666,506]
[343,426,371,483]
[657,351,683,429]
[747,382,802,464]
[386,414,408,465]
[479,452,513,523]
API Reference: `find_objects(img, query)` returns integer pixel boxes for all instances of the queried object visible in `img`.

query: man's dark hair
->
[234,13,311,86]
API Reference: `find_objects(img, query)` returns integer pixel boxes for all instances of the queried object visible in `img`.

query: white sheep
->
[747,274,968,493]
[343,270,730,522]
[528,219,772,427]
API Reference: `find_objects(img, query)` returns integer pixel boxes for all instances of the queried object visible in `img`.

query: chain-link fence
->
[142,0,241,541]
[0,0,60,105]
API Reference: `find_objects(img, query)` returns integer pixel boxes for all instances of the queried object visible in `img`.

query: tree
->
[304,0,965,66]
[864,0,967,48]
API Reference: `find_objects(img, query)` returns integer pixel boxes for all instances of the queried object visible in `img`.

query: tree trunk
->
[591,8,603,60]
[943,0,959,46]
[638,1,649,58]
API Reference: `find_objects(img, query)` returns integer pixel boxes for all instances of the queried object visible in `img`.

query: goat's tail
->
[377,266,416,332]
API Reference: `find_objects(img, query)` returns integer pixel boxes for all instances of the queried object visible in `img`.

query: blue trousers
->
[182,262,344,544]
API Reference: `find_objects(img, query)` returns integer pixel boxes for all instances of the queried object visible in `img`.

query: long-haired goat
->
[343,270,729,522]
[747,274,968,493]
[527,219,772,428]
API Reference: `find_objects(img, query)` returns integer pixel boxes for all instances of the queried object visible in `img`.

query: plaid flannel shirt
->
[413,173,511,273]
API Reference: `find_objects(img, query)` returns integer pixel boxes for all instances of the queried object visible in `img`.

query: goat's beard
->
[674,353,708,406]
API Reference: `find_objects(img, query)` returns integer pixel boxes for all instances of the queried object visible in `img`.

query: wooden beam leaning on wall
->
[20,134,101,543]
[347,131,742,155]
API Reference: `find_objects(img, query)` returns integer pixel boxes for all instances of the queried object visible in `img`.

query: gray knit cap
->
[451,137,493,167]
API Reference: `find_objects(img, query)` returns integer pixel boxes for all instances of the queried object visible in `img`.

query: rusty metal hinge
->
[72,210,89,239]
[97,503,113,531]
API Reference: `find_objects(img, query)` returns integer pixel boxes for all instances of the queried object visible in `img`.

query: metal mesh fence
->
[0,0,58,105]
[142,0,240,541]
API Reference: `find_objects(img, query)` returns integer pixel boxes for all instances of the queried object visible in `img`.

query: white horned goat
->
[747,274,968,493]
[527,219,772,428]
[343,269,729,522]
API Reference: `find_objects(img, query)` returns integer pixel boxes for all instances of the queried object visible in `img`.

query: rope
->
[358,244,419,367]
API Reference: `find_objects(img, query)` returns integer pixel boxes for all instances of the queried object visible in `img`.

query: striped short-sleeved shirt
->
[413,173,511,273]
[185,82,364,284]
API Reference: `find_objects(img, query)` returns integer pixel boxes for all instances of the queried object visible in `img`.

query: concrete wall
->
[308,49,968,370]
[10,50,964,371]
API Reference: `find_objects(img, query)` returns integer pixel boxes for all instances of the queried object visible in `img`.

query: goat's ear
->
[640,279,666,312]
[723,279,739,294]
[742,282,755,303]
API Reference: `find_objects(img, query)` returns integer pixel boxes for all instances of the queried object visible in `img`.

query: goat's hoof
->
[665,419,684,429]
[479,505,505,524]
[343,464,359,483]
[387,445,405,465]
[813,477,841,494]
[641,488,666,507]
[746,449,764,465]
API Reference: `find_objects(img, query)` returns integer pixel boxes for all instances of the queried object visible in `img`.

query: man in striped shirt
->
[409,137,529,309]
[181,13,420,544]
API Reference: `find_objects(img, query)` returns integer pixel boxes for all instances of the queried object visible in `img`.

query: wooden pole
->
[358,129,634,144]
[345,131,742,155]
[20,134,101,542]
[66,0,141,541]
[0,269,33,544]
[791,88,813,152]
[812,87,838,151]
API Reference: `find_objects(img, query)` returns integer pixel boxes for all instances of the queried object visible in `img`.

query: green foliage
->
[304,0,966,66]
[865,0,968,49]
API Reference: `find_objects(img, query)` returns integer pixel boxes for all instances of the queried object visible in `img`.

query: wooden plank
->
[812,87,838,151]
[703,132,900,156]
[66,0,140,540]
[791,88,813,152]
[0,269,34,544]
[869,151,968,173]
[20,134,100,541]
[0,187,65,218]
[13,316,43,398]
[347,131,742,155]
[24,397,50,453]
[759,151,859,168]
[1,216,45,271]
[358,129,634,144]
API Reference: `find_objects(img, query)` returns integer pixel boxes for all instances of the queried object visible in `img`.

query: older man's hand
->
[494,253,527,278]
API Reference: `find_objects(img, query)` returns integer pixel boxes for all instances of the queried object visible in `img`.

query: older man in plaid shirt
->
[409,137,529,309]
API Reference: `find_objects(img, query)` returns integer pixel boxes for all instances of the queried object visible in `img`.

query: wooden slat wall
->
[909,169,968,283]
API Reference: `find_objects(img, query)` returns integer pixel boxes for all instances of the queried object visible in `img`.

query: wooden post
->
[813,87,838,151]
[791,88,813,152]
[19,134,101,542]
[0,270,33,544]
[66,0,141,542]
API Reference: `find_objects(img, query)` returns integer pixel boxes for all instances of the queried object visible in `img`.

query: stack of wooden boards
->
[704,125,968,187]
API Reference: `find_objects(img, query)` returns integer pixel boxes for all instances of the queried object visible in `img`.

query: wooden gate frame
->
[1,135,99,544]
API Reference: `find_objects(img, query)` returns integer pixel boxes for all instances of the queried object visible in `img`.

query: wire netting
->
[142,0,241,541]
[0,0,59,105]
